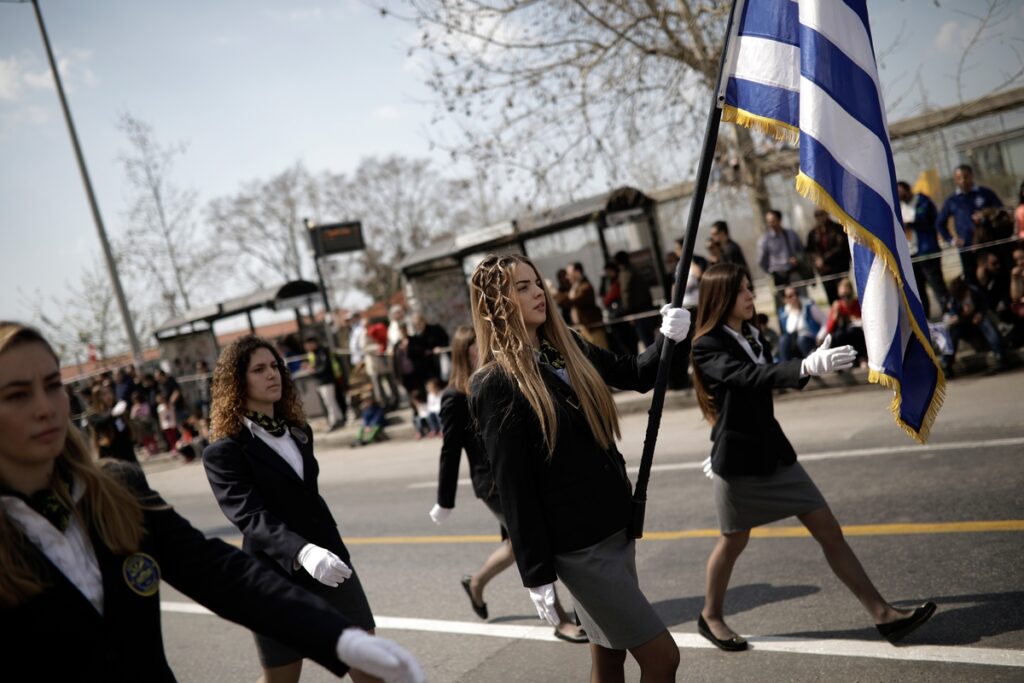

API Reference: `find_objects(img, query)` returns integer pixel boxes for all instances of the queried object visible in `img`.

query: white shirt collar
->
[722,323,766,364]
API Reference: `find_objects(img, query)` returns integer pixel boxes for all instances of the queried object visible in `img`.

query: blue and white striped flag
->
[719,0,944,442]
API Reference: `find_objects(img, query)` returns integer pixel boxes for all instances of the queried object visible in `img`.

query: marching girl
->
[689,263,935,650]
[468,254,690,682]
[0,322,423,682]
[203,336,382,683]
[428,325,587,644]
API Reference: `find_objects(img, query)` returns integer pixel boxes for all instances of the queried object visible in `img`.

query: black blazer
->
[437,388,495,508]
[3,463,350,681]
[692,327,808,477]
[202,423,350,595]
[470,337,661,587]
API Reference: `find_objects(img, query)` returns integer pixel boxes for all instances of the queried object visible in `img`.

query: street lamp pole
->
[23,0,144,366]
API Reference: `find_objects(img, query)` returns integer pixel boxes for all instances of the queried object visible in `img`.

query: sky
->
[1,0,1021,344]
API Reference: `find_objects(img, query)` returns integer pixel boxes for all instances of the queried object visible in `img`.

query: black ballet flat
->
[876,602,936,644]
[697,614,748,652]
[553,627,589,644]
[460,575,488,620]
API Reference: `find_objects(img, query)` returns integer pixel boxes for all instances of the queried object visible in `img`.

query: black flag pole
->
[629,0,742,539]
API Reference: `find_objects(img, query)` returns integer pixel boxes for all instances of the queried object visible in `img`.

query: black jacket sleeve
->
[436,390,466,509]
[470,369,556,587]
[103,462,352,677]
[693,334,805,391]
[202,439,309,574]
[579,333,663,392]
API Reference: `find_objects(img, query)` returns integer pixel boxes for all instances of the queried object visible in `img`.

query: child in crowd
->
[352,395,387,447]
[409,388,441,439]
[156,393,178,452]
[128,390,160,455]
[425,378,443,433]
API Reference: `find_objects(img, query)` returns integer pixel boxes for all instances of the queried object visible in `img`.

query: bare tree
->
[381,0,777,226]
[319,155,477,301]
[26,252,154,363]
[207,162,321,286]
[117,114,220,318]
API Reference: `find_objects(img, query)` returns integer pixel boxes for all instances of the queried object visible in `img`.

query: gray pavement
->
[148,367,1024,682]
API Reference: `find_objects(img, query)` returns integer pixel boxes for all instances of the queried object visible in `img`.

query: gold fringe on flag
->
[722,105,800,144]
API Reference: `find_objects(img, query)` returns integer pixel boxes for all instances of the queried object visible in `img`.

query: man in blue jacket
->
[898,181,948,318]
[935,165,1003,284]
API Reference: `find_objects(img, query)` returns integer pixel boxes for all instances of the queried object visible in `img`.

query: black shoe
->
[460,575,488,620]
[876,602,936,644]
[553,627,589,644]
[697,614,748,651]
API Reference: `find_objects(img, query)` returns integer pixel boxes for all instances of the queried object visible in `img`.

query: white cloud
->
[933,20,972,52]
[374,105,401,120]
[0,57,23,101]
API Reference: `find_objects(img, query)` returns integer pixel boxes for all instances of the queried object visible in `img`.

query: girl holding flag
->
[689,263,935,650]
[468,254,690,682]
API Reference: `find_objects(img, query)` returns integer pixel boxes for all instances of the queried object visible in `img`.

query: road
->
[149,368,1024,682]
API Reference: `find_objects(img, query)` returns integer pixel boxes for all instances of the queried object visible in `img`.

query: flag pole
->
[629,0,742,539]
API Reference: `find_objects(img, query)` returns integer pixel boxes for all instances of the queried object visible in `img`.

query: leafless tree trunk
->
[207,162,321,286]
[381,0,778,229]
[117,114,220,318]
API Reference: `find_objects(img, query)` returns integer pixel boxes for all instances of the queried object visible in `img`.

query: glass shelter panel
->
[522,224,604,290]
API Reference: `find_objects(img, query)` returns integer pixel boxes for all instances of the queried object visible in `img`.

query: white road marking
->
[161,602,1024,668]
[407,436,1024,488]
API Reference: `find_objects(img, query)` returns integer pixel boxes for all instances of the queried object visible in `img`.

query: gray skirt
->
[255,565,375,668]
[553,529,666,650]
[714,461,827,534]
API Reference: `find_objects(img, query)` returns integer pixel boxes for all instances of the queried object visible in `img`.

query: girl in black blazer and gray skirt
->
[690,263,935,651]
[203,335,383,683]
[467,254,691,682]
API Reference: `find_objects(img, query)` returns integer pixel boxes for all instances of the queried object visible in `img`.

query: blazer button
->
[603,464,611,471]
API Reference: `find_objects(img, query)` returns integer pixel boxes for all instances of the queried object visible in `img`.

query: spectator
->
[804,209,851,304]
[278,335,304,374]
[156,394,179,454]
[826,279,868,363]
[757,209,805,306]
[365,316,399,410]
[305,336,346,431]
[87,383,137,463]
[944,275,1009,373]
[387,304,407,355]
[425,377,443,430]
[551,268,574,324]
[705,238,723,267]
[600,262,637,355]
[155,369,188,426]
[672,248,707,391]
[351,395,387,447]
[194,359,213,418]
[1016,181,1024,239]
[708,220,748,270]
[113,367,136,404]
[347,312,366,366]
[777,287,827,361]
[936,164,1003,284]
[129,390,160,456]
[755,313,781,362]
[409,387,441,439]
[897,181,948,318]
[1011,246,1024,314]
[975,252,1012,323]
[409,312,450,384]
[613,251,657,347]
[565,262,609,349]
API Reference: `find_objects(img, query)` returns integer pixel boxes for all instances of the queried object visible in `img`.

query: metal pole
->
[630,0,741,539]
[29,0,143,366]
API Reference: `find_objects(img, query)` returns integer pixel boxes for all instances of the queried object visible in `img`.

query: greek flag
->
[719,0,944,442]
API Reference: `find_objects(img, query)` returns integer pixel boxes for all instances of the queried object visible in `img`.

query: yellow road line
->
[219,520,1024,547]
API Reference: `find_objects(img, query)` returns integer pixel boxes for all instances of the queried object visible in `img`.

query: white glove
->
[659,304,691,342]
[297,544,353,587]
[800,334,857,377]
[429,504,451,525]
[528,583,559,626]
[335,628,425,683]
[701,456,714,480]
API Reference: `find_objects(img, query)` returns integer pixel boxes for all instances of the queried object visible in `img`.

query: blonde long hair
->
[0,323,143,607]
[469,254,620,454]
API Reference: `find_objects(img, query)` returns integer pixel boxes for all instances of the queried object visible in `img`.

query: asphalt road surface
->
[149,368,1024,682]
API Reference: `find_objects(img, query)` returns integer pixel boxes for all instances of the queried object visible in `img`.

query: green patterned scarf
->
[245,410,287,437]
